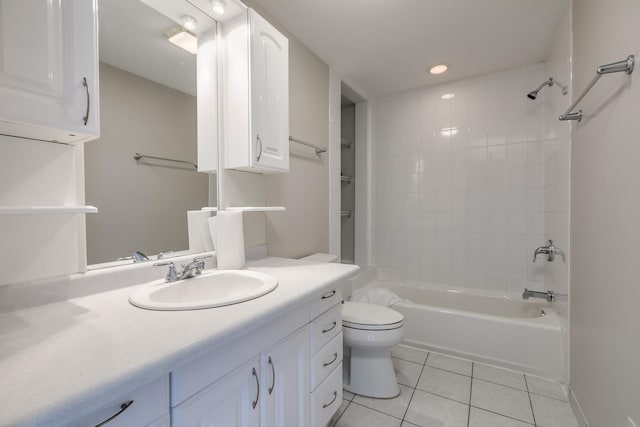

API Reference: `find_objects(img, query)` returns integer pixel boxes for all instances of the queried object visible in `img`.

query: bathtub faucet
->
[532,240,565,263]
[522,288,554,302]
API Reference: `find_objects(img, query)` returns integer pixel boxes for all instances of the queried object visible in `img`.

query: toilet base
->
[344,346,400,398]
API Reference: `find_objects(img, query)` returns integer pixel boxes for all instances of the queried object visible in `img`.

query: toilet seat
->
[343,301,404,331]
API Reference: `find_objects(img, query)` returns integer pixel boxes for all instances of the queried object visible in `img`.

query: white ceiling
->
[252,0,569,99]
[99,0,216,96]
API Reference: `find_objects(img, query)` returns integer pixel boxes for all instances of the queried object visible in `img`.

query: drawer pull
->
[268,356,275,395]
[321,290,336,299]
[94,400,133,427]
[322,391,337,409]
[323,352,338,367]
[322,322,337,334]
[252,367,260,409]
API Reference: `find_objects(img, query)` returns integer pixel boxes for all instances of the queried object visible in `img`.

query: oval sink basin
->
[129,270,278,311]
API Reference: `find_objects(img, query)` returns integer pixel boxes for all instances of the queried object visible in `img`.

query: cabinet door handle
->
[322,321,337,334]
[268,356,275,395]
[256,134,263,162]
[323,352,338,367]
[321,290,336,299]
[252,367,260,409]
[322,391,337,409]
[94,400,133,427]
[82,77,90,126]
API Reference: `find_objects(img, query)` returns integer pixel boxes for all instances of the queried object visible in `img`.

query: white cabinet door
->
[223,8,288,173]
[0,0,99,144]
[172,357,261,427]
[249,9,289,172]
[261,326,310,427]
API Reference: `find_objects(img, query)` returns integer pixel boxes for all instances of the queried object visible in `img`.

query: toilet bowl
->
[342,301,405,398]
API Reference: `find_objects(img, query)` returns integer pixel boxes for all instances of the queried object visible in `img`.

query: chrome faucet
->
[532,240,565,263]
[154,255,213,283]
[118,251,150,263]
[522,288,555,302]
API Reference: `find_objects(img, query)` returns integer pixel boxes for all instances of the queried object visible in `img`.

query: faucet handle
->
[193,254,213,261]
[154,261,178,282]
[157,250,174,260]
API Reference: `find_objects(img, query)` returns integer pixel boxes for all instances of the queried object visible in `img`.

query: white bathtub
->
[358,279,565,381]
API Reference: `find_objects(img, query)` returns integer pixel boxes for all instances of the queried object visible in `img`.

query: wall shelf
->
[0,206,98,215]
[201,206,286,212]
[341,138,353,149]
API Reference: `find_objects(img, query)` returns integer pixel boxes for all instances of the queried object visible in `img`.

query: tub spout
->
[523,288,554,302]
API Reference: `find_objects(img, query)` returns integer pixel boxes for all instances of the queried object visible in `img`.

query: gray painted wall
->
[571,0,640,424]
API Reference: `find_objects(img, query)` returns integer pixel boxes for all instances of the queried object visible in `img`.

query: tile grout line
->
[469,405,536,426]
[467,362,474,427]
[524,373,538,426]
[400,352,430,424]
[331,398,351,427]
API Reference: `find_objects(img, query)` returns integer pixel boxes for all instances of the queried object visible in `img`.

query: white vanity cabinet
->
[261,327,310,427]
[67,376,169,427]
[172,357,261,427]
[0,0,99,144]
[221,8,289,173]
[171,285,345,427]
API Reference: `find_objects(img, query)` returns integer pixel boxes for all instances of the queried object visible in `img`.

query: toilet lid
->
[343,301,404,330]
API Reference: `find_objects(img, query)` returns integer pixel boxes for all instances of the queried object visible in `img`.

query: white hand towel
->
[210,211,245,270]
[187,210,214,252]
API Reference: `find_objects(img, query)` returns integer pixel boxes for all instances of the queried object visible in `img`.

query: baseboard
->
[568,385,589,427]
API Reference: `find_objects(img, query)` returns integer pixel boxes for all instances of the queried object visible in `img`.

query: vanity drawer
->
[310,362,343,427]
[310,331,343,391]
[310,304,342,354]
[68,376,169,427]
[310,285,343,319]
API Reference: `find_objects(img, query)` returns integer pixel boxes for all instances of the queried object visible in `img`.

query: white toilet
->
[342,301,405,398]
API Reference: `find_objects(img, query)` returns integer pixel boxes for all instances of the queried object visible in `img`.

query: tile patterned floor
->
[330,345,578,427]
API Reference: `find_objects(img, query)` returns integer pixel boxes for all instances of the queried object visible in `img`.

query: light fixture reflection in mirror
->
[85,0,216,267]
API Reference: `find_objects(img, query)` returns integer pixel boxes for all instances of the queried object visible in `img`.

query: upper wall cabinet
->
[0,0,99,144]
[219,8,289,173]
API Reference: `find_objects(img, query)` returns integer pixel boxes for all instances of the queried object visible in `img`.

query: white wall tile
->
[363,61,569,295]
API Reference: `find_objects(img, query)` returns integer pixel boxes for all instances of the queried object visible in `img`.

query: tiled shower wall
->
[362,62,571,296]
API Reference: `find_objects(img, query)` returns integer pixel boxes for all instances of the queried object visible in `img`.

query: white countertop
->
[0,257,359,426]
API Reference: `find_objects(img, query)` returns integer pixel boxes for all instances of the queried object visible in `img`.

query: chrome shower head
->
[526,77,568,100]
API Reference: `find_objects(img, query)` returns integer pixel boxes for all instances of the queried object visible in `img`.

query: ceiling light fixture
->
[212,0,226,15]
[441,93,455,100]
[182,15,197,31]
[429,64,448,75]
[440,127,459,137]
[167,29,198,55]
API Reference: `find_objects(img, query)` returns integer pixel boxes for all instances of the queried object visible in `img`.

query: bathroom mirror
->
[84,0,218,266]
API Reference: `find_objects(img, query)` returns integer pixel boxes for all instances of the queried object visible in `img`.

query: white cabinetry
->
[261,327,310,427]
[172,357,261,427]
[67,376,169,427]
[222,8,289,173]
[171,285,345,427]
[0,0,99,144]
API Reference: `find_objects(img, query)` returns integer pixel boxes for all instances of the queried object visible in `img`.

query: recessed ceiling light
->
[440,127,458,136]
[167,29,198,55]
[212,0,226,15]
[441,93,455,100]
[429,64,448,75]
[182,15,197,31]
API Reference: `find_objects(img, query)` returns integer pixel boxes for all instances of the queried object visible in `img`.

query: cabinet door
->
[0,0,99,144]
[261,326,310,427]
[249,9,289,172]
[172,357,261,427]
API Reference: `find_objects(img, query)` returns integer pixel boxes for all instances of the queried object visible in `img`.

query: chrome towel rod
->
[559,55,634,122]
[289,136,327,155]
[133,153,198,169]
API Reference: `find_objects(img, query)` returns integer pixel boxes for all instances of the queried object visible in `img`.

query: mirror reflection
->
[85,0,216,266]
